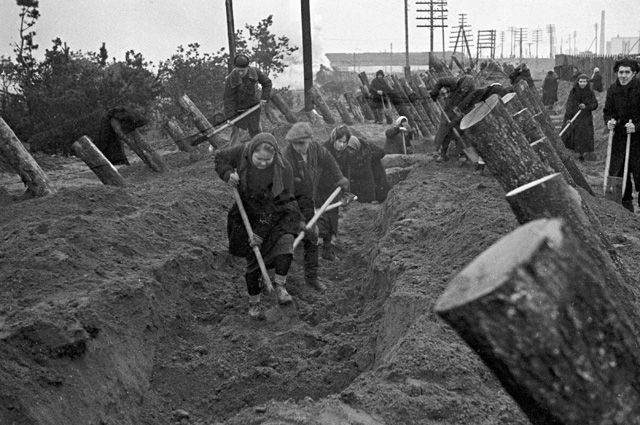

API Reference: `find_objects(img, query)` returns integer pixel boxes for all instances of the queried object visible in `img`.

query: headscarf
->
[329,125,351,143]
[238,132,285,196]
[395,116,408,126]
[376,69,384,77]
[347,136,361,151]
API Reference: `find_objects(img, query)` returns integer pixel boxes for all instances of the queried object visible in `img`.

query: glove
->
[304,224,319,240]
[248,233,263,248]
[578,103,586,110]
[626,121,636,134]
[377,90,383,95]
[228,171,240,188]
[607,119,616,131]
[337,177,350,192]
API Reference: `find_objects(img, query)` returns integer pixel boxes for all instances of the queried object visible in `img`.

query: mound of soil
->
[2,88,640,425]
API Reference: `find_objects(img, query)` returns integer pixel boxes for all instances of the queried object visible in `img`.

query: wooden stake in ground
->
[178,94,225,149]
[0,116,56,197]
[111,119,167,172]
[436,218,640,425]
[270,92,298,124]
[333,99,354,125]
[164,118,192,152]
[309,86,336,125]
[343,92,365,123]
[72,136,125,186]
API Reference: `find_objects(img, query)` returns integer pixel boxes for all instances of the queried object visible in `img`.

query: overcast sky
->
[1,1,639,87]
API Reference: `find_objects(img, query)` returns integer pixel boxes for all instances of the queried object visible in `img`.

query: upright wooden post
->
[436,218,640,425]
[225,0,236,73]
[111,119,167,172]
[309,86,336,124]
[301,0,313,112]
[178,94,224,149]
[269,92,298,124]
[72,136,125,186]
[0,116,55,197]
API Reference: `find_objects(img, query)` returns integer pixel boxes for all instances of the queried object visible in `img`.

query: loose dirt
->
[2,84,640,425]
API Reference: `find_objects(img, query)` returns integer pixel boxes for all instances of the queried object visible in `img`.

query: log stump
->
[501,92,525,117]
[164,118,191,152]
[530,138,575,187]
[111,119,166,172]
[270,92,298,124]
[344,92,365,123]
[177,94,224,149]
[333,99,354,125]
[435,218,640,425]
[309,86,336,125]
[72,136,125,186]
[459,94,550,191]
[0,117,56,197]
[356,93,375,121]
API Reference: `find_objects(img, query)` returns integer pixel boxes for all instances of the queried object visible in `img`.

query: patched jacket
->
[223,67,272,119]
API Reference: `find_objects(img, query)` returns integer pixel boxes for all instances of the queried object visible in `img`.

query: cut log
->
[177,94,224,149]
[309,86,336,125]
[435,218,640,425]
[164,118,192,152]
[400,77,436,134]
[390,75,430,137]
[72,136,125,186]
[270,92,298,124]
[111,119,167,172]
[530,137,575,187]
[459,94,550,191]
[501,92,525,116]
[356,93,375,121]
[0,117,56,197]
[409,74,440,130]
[343,92,365,123]
[333,99,354,125]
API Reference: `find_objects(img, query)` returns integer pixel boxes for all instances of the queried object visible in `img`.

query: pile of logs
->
[435,86,640,423]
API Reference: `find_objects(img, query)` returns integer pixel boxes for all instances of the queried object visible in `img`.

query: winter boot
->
[248,294,265,320]
[622,199,635,213]
[321,241,338,261]
[306,276,327,292]
[274,275,293,305]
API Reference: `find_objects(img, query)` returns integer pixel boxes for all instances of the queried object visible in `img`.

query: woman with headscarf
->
[215,133,303,319]
[562,74,598,160]
[384,116,414,154]
[542,70,559,110]
[590,67,603,92]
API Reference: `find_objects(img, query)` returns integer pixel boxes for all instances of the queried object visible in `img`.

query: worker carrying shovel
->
[283,122,350,292]
[223,54,272,145]
[603,58,640,213]
[215,133,304,320]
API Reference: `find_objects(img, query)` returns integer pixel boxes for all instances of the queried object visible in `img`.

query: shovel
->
[434,101,480,163]
[558,110,581,138]
[232,187,273,293]
[382,94,394,124]
[293,187,342,250]
[324,193,358,212]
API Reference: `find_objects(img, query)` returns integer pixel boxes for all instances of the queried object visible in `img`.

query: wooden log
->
[501,92,525,117]
[163,118,192,152]
[409,74,440,130]
[333,99,354,125]
[399,77,436,135]
[459,94,550,191]
[0,116,56,197]
[111,119,167,172]
[357,71,370,89]
[389,75,429,137]
[309,86,336,125]
[270,92,298,124]
[343,92,365,123]
[177,94,224,149]
[530,137,575,187]
[356,93,375,121]
[72,136,125,186]
[435,218,640,425]
[511,108,546,142]
[512,89,594,196]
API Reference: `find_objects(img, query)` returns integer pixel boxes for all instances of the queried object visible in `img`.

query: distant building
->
[606,36,640,55]
[325,51,467,73]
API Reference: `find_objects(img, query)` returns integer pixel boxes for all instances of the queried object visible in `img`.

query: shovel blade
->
[605,176,623,203]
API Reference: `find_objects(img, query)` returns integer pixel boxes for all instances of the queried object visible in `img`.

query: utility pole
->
[416,0,448,67]
[225,0,236,72]
[599,10,605,55]
[546,24,556,59]
[532,28,542,59]
[301,0,313,111]
[500,31,504,59]
[515,27,527,61]
[404,0,410,77]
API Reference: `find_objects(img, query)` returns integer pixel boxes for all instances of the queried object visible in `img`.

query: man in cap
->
[603,57,640,212]
[370,70,393,124]
[283,122,349,291]
[223,54,272,145]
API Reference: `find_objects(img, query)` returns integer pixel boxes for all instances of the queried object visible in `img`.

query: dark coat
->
[590,72,603,92]
[509,67,535,88]
[384,125,414,154]
[563,82,597,154]
[321,139,390,203]
[283,142,346,220]
[542,75,559,105]
[603,78,640,177]
[95,106,148,165]
[429,76,476,118]
[215,143,302,258]
[223,66,272,129]
[370,77,393,106]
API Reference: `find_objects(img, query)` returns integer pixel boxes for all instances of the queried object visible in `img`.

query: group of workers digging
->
[215,120,389,319]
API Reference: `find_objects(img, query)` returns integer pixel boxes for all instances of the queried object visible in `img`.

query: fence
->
[554,54,640,87]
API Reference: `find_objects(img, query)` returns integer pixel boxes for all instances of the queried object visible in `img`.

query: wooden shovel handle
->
[293,186,342,250]
[603,128,614,195]
[623,120,632,195]
[232,187,273,292]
